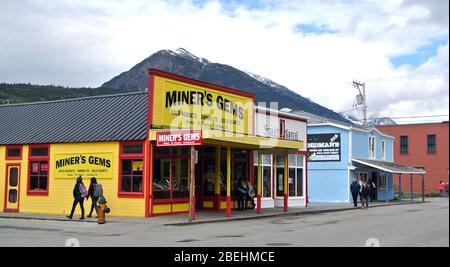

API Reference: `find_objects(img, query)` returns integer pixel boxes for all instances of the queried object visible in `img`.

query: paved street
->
[0,198,448,247]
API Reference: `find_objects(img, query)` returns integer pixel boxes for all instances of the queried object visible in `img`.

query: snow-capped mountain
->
[101,48,349,123]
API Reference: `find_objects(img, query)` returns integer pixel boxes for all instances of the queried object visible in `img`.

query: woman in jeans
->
[86,177,99,218]
[360,182,370,210]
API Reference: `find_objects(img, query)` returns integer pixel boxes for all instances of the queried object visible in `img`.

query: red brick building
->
[378,122,449,195]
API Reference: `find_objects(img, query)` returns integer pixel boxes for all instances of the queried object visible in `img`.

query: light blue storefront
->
[306,121,395,203]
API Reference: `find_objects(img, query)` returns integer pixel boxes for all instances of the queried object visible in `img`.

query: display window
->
[119,141,145,198]
[28,145,50,196]
[275,154,304,197]
[253,153,273,198]
[153,147,190,201]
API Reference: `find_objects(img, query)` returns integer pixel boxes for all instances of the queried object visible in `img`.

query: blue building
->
[299,112,398,203]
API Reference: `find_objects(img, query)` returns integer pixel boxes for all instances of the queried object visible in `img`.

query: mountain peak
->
[101,48,350,124]
[169,48,209,65]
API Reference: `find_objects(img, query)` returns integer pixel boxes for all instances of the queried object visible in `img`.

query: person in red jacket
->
[438,181,445,197]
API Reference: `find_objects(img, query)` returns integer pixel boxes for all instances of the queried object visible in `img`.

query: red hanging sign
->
[156,130,202,147]
[41,163,48,172]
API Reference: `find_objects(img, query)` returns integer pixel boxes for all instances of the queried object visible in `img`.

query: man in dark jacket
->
[67,176,85,220]
[350,179,361,208]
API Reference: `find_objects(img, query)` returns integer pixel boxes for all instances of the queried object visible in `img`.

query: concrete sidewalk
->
[0,200,427,226]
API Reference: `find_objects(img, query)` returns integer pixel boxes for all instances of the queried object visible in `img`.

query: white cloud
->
[0,0,448,121]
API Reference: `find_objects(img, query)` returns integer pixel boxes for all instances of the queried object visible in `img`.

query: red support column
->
[226,146,231,217]
[256,151,262,214]
[284,152,288,212]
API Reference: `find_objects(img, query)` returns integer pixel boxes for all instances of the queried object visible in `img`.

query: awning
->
[352,158,426,175]
[149,129,304,152]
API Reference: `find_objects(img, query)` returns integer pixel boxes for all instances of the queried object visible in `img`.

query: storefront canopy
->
[352,158,426,175]
[149,129,304,152]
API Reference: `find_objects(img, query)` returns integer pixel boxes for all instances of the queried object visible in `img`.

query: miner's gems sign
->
[54,153,114,179]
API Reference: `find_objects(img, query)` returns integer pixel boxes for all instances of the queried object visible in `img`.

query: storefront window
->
[172,158,189,198]
[153,158,171,199]
[297,168,303,197]
[120,159,143,193]
[153,147,190,200]
[276,154,304,197]
[253,153,272,198]
[29,161,48,191]
[120,141,144,196]
[202,147,216,197]
[28,145,49,195]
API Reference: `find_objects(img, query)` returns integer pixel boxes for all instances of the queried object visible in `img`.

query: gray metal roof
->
[352,158,426,175]
[0,92,148,145]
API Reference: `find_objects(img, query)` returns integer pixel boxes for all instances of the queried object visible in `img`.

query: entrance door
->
[4,164,20,212]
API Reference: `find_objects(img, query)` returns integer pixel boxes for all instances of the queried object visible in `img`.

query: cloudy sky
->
[0,0,448,123]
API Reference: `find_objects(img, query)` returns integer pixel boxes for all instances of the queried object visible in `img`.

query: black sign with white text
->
[307,133,341,162]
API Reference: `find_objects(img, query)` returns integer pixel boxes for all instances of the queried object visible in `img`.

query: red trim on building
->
[148,74,155,128]
[148,69,256,99]
[5,145,22,161]
[145,139,151,217]
[118,141,146,198]
[27,144,50,196]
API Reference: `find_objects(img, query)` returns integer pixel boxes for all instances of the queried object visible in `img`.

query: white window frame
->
[274,154,305,199]
[381,139,386,160]
[253,154,273,199]
[369,136,376,159]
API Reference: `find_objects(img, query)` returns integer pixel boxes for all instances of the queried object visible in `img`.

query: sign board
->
[133,161,143,172]
[150,74,254,135]
[307,133,341,162]
[54,153,114,179]
[156,130,202,147]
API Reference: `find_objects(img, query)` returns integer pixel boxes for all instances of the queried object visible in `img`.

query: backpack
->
[79,184,88,198]
[94,184,104,198]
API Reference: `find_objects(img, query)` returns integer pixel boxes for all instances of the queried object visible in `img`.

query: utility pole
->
[352,80,367,127]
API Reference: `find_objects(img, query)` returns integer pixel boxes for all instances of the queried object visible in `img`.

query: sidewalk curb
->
[0,216,100,224]
[165,201,428,226]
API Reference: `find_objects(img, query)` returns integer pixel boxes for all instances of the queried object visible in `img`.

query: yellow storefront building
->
[0,69,306,219]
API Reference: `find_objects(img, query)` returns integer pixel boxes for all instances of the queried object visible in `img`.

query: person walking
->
[368,179,376,202]
[86,177,100,218]
[350,179,361,208]
[67,176,88,220]
[237,178,248,211]
[360,181,370,210]
[438,180,445,197]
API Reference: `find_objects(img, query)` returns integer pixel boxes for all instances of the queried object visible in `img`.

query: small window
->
[122,144,143,155]
[427,135,436,154]
[9,168,19,187]
[31,147,49,157]
[400,136,408,154]
[369,137,376,159]
[381,140,386,160]
[120,159,143,193]
[379,173,387,191]
[29,161,49,192]
[6,146,22,160]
